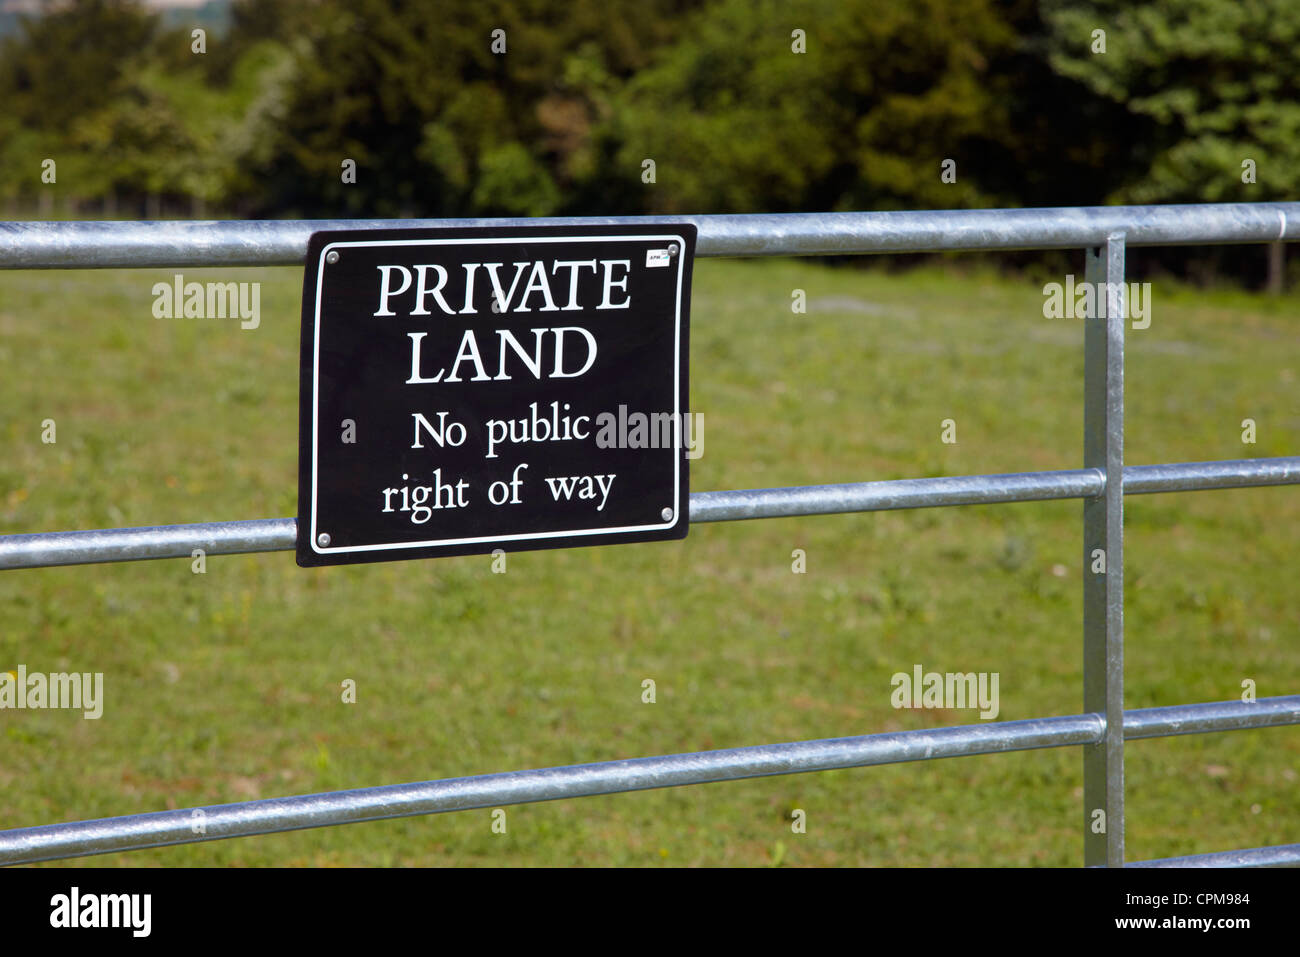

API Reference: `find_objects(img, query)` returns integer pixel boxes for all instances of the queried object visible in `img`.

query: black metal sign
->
[297,224,695,567]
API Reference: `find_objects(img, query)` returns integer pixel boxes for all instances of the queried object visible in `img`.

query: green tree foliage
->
[0,0,296,211]
[196,0,300,84]
[0,0,1295,254]
[232,0,698,217]
[602,0,1019,214]
[1044,0,1300,203]
[963,0,1153,209]
[0,0,156,203]
[0,0,156,131]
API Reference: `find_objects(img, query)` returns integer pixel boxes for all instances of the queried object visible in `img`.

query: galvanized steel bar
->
[1128,844,1300,868]
[1124,457,1300,494]
[2,202,1299,268]
[0,518,297,569]
[688,468,1103,522]
[0,713,1105,865]
[694,457,1300,523]
[4,695,1298,866]
[2,457,1297,570]
[1123,695,1300,738]
[1083,236,1126,867]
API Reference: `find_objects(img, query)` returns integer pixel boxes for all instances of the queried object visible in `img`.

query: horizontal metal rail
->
[0,518,297,570]
[1,696,1293,866]
[2,202,1299,268]
[1128,844,1300,868]
[2,457,1295,570]
[1124,696,1300,738]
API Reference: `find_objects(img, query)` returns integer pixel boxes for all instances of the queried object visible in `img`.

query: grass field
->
[1,253,1297,866]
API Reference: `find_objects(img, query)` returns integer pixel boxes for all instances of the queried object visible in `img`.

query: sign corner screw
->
[317,532,331,547]
[661,507,674,522]
[325,250,340,264]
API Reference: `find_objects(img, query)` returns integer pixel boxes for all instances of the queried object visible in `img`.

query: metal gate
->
[2,204,1298,867]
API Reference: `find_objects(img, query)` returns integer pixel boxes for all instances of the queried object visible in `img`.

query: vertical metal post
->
[1083,235,1125,866]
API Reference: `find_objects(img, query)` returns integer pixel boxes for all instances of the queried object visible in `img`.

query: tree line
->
[2,0,1296,283]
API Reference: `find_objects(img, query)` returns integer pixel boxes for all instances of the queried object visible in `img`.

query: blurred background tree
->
[0,0,1295,284]
[605,0,1017,214]
[1043,0,1300,287]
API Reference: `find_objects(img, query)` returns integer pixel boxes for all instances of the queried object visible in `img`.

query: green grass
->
[1,256,1297,866]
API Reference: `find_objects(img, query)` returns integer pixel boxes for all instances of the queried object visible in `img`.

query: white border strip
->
[310,234,688,555]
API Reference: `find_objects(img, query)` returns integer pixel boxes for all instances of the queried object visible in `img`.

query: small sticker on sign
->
[646,249,671,268]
